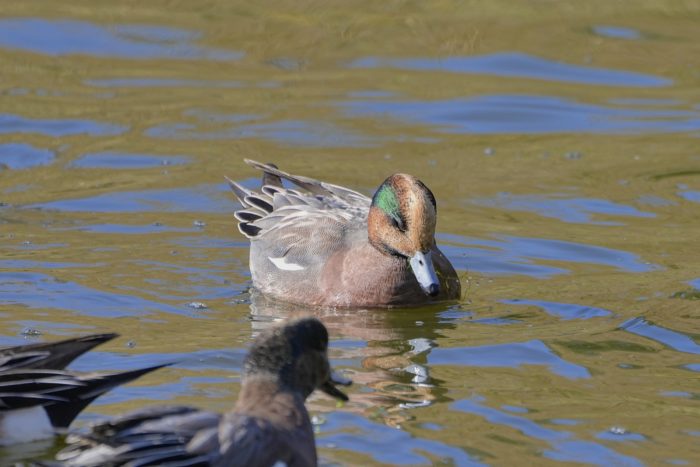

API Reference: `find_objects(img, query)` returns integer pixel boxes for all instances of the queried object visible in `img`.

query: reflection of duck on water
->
[227,159,460,308]
[247,291,457,428]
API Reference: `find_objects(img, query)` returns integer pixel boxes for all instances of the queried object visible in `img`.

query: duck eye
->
[390,214,406,232]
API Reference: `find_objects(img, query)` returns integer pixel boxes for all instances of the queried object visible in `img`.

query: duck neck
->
[238,373,303,404]
[235,373,309,427]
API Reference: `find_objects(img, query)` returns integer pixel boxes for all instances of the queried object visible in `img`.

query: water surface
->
[1,1,699,465]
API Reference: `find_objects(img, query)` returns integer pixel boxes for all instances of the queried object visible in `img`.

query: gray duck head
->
[244,317,351,400]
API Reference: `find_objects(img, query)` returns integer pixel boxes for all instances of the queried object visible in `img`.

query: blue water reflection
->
[439,233,657,278]
[503,299,613,320]
[679,191,700,203]
[620,318,700,355]
[121,259,245,300]
[93,377,232,406]
[71,347,246,374]
[0,114,126,136]
[429,339,590,379]
[472,193,655,224]
[70,151,189,169]
[454,397,644,466]
[146,119,376,148]
[30,184,235,213]
[636,194,676,207]
[0,271,186,317]
[320,411,484,466]
[342,95,700,134]
[591,26,643,40]
[595,430,646,442]
[0,18,242,60]
[0,143,54,169]
[349,52,669,87]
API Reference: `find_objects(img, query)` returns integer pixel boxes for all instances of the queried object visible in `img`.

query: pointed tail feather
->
[244,159,324,195]
[261,162,283,187]
[224,175,253,205]
[44,363,171,429]
[0,333,118,371]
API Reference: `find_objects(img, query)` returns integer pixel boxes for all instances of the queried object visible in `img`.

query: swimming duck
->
[0,333,165,446]
[51,317,351,466]
[227,159,461,307]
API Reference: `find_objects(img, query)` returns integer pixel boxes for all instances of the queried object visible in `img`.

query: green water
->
[1,1,699,465]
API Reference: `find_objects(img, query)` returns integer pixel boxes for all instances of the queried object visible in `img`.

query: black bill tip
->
[320,371,352,401]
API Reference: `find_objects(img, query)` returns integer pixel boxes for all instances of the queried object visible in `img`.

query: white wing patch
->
[268,256,305,271]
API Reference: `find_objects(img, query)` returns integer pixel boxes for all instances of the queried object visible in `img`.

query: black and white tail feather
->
[0,333,169,448]
[226,159,370,239]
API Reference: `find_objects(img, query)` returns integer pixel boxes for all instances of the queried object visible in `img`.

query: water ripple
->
[320,411,484,466]
[429,339,590,379]
[29,184,234,213]
[620,318,700,355]
[0,18,242,60]
[56,224,197,235]
[472,193,655,225]
[146,119,376,148]
[591,25,643,40]
[440,233,658,277]
[341,95,700,134]
[85,78,247,88]
[503,299,613,320]
[0,114,126,137]
[454,397,644,466]
[70,152,189,169]
[349,52,669,87]
[0,271,187,317]
[0,143,54,169]
[679,191,700,203]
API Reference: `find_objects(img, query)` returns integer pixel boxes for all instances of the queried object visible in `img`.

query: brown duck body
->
[251,228,459,307]
[229,160,461,308]
[212,376,317,467]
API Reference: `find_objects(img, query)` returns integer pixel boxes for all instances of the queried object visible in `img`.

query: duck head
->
[244,317,351,401]
[368,174,441,297]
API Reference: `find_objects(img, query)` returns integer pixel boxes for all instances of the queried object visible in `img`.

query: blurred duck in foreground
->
[0,333,165,447]
[228,159,461,308]
[49,317,351,467]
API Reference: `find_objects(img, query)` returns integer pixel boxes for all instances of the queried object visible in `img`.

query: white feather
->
[268,256,305,271]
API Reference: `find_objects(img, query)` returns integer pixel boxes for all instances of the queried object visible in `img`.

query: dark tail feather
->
[224,175,253,205]
[44,364,171,429]
[234,210,263,223]
[0,333,118,371]
[262,162,283,187]
[239,223,262,238]
[244,159,324,195]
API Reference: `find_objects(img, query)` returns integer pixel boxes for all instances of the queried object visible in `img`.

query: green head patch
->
[372,183,405,230]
